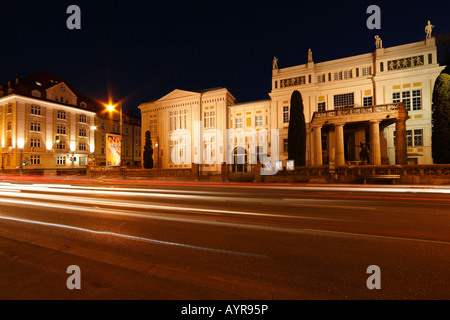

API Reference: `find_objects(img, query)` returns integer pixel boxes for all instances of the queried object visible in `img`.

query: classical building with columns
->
[140,31,445,171]
[271,36,443,166]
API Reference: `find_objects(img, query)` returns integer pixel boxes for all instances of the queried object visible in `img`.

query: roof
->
[0,70,104,113]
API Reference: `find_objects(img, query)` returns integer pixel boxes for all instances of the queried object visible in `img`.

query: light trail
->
[0,215,268,258]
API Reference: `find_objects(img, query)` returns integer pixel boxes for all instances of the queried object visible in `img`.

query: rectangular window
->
[334,71,343,81]
[30,122,41,132]
[428,53,432,64]
[204,111,215,128]
[30,139,41,148]
[362,66,372,76]
[283,106,289,123]
[149,119,158,134]
[31,105,41,115]
[30,156,41,165]
[363,96,373,107]
[57,110,66,120]
[343,70,352,79]
[79,114,87,123]
[317,102,326,112]
[79,128,87,137]
[255,115,263,127]
[413,129,423,147]
[412,90,422,111]
[57,126,66,135]
[56,156,66,165]
[334,93,354,109]
[393,92,401,102]
[393,90,421,111]
[402,91,411,111]
[317,74,325,83]
[78,142,87,151]
[57,141,66,150]
[7,121,11,131]
[380,62,384,72]
[235,117,243,129]
[283,139,288,153]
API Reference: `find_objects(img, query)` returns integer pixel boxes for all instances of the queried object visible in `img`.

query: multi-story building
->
[0,71,97,175]
[271,36,443,166]
[139,31,445,171]
[0,71,142,174]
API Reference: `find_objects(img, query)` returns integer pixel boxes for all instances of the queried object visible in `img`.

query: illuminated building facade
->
[140,34,444,171]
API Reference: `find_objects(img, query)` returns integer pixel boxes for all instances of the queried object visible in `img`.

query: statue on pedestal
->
[308,49,313,63]
[425,20,434,39]
[375,35,383,49]
[272,57,278,70]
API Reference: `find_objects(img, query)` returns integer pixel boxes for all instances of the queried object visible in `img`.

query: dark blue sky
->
[1,0,449,116]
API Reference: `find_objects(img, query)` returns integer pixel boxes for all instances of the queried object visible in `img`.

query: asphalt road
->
[0,178,449,300]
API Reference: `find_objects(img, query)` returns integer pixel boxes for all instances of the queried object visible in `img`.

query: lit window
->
[255,115,263,127]
[235,117,243,129]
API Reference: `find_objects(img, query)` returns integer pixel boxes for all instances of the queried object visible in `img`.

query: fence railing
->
[311,102,405,124]
[334,164,450,177]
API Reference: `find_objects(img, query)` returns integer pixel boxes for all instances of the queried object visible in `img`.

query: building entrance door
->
[232,147,247,173]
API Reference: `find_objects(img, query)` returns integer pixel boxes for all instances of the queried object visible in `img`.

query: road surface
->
[0,177,449,300]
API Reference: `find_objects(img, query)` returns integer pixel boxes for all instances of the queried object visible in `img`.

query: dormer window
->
[80,102,87,109]
[32,90,41,98]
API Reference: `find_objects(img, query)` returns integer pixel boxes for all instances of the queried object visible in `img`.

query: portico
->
[310,102,408,166]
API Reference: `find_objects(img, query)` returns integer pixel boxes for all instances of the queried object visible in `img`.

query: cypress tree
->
[432,65,450,164]
[288,90,307,166]
[143,130,154,169]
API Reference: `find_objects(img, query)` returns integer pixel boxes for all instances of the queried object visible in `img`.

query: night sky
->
[1,0,449,116]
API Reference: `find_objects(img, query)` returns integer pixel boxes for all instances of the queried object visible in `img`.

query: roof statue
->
[308,49,313,63]
[272,56,278,70]
[425,20,434,39]
[375,35,383,49]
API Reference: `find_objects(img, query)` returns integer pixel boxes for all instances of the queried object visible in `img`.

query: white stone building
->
[139,33,445,171]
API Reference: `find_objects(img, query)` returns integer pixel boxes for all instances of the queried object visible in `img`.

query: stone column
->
[334,123,345,166]
[312,125,323,166]
[395,118,408,164]
[369,120,381,165]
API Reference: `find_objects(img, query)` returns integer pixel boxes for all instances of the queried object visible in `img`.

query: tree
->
[432,64,450,164]
[143,130,154,169]
[288,90,307,166]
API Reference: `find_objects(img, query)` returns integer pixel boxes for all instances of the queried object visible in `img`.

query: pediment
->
[158,89,200,102]
[45,82,78,105]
